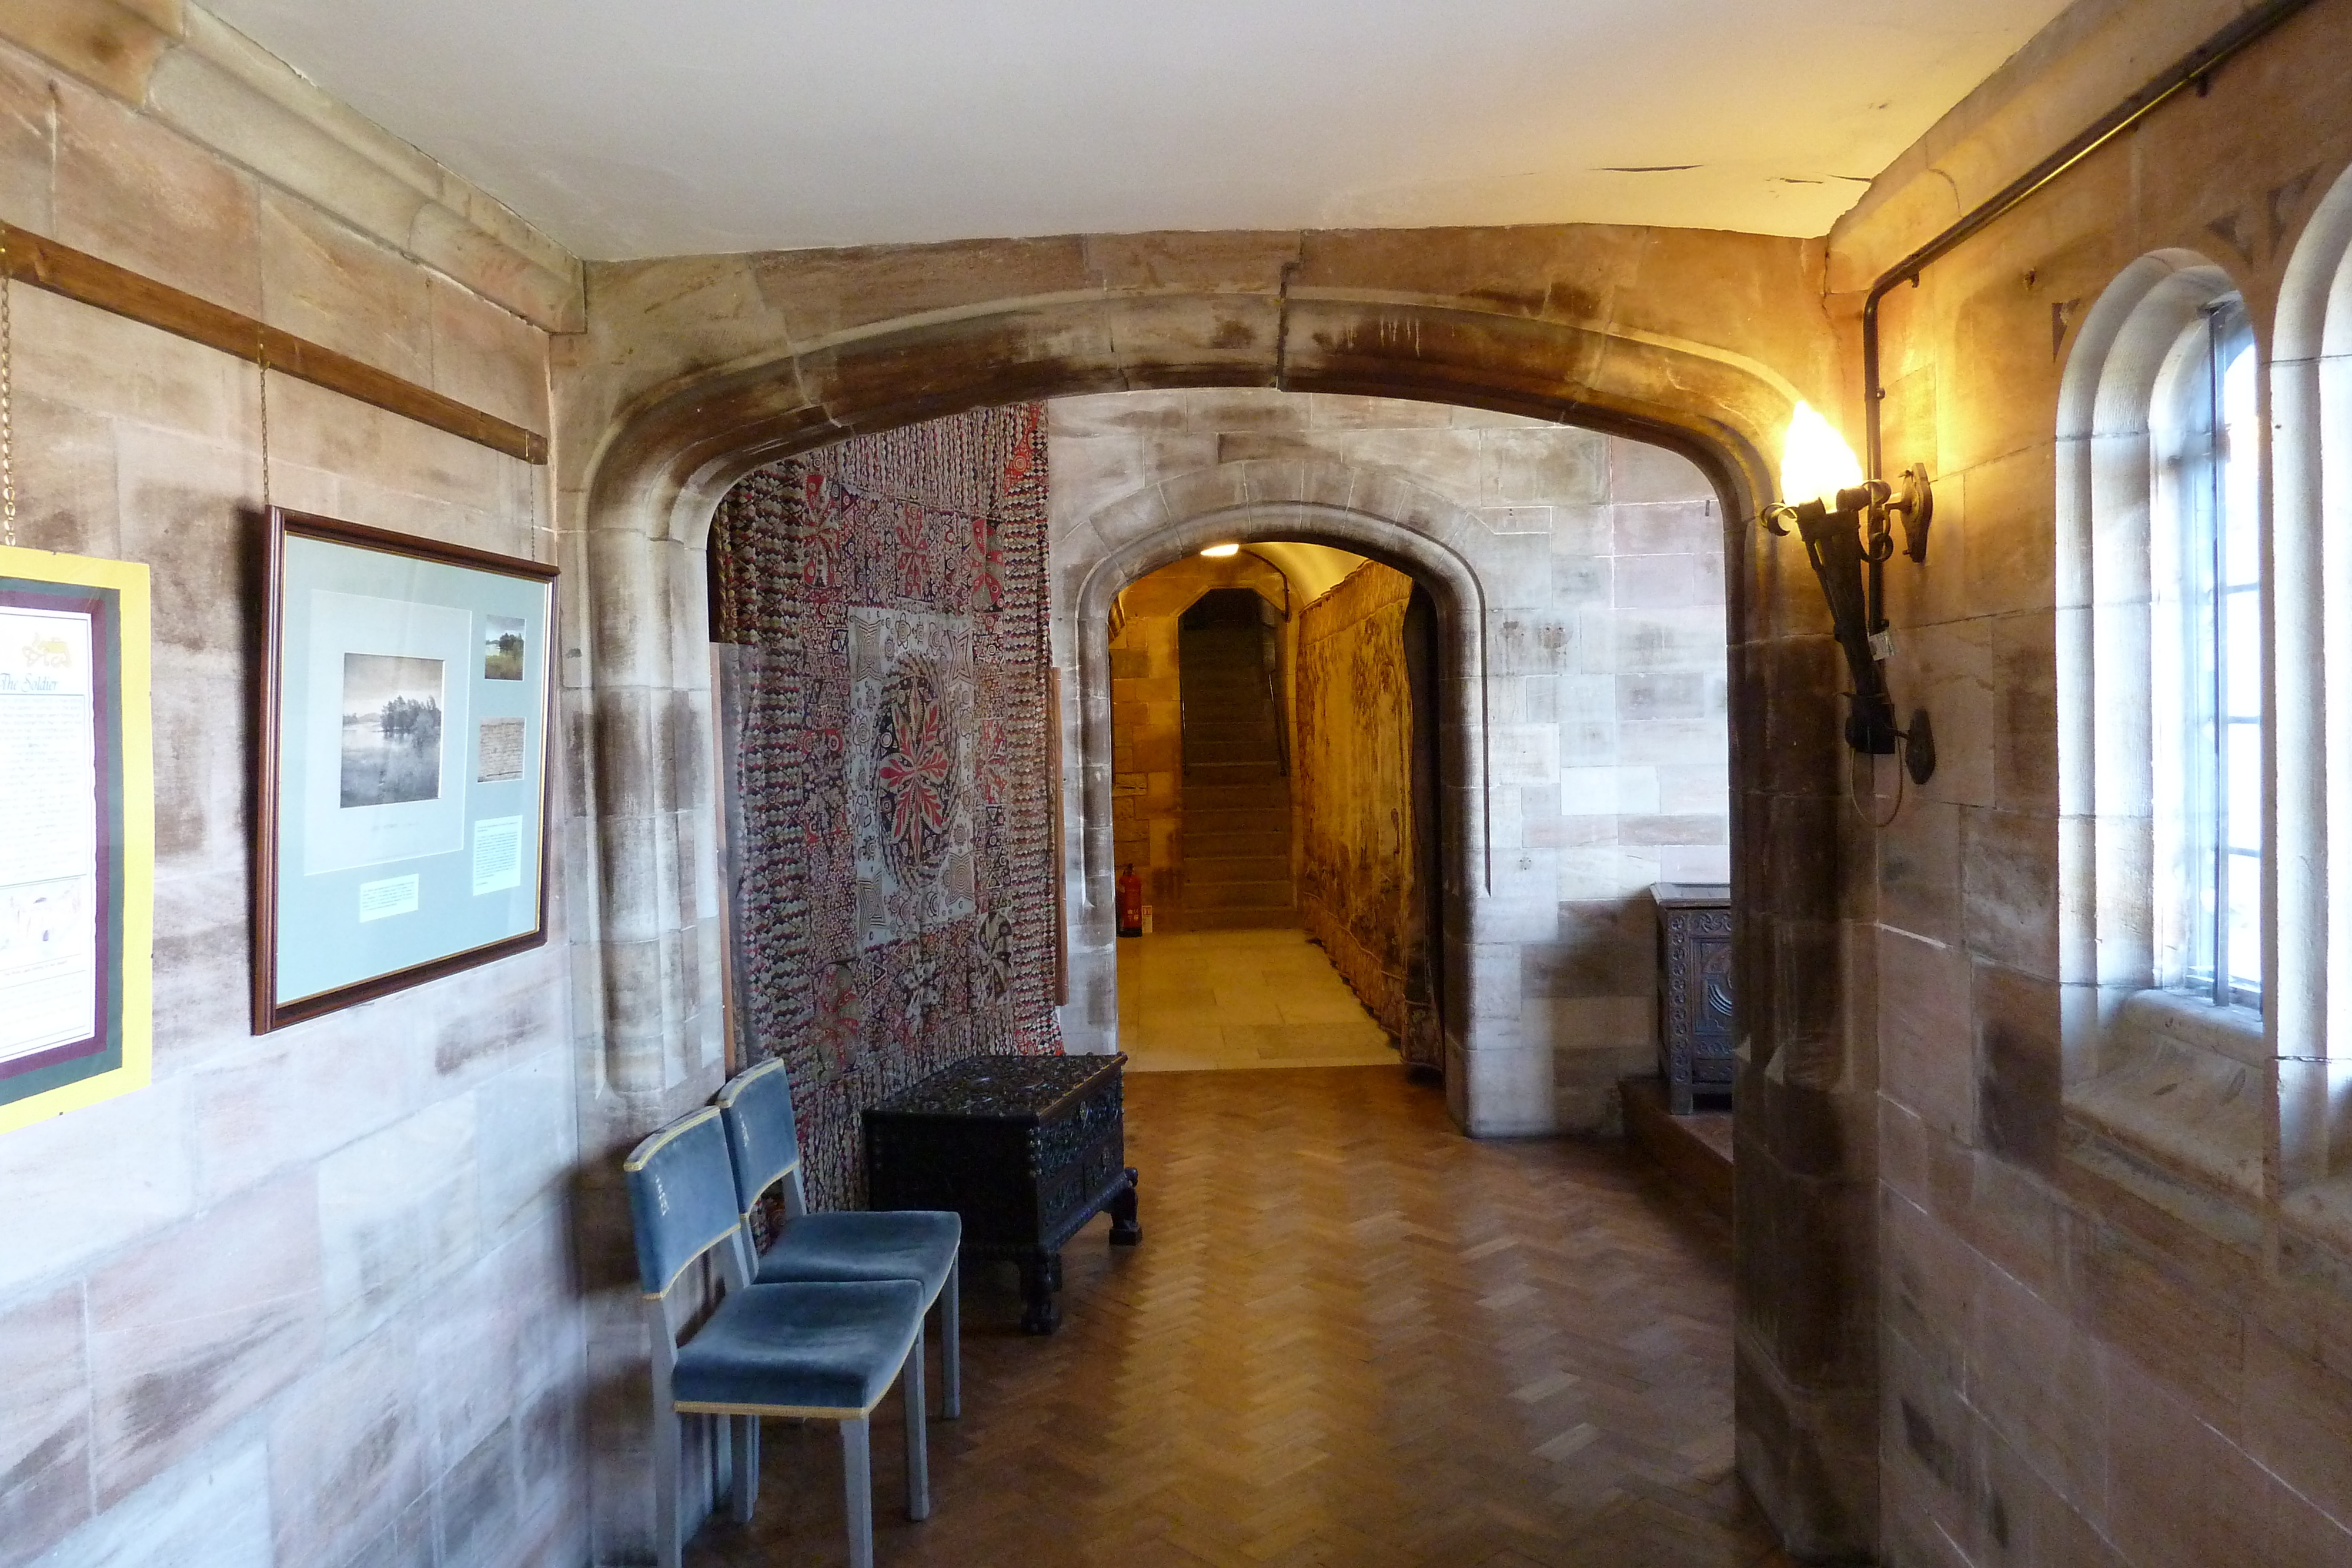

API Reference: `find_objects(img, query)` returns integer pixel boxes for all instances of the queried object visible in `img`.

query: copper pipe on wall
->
[1859,0,2324,489]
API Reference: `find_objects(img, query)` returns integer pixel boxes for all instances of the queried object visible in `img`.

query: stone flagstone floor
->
[1114,928,1402,1071]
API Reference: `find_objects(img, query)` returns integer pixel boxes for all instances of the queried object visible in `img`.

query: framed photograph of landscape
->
[0,544,153,1136]
[255,508,556,1032]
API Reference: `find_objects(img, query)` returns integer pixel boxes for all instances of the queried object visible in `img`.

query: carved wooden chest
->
[1655,882,1735,1115]
[863,1053,1140,1334]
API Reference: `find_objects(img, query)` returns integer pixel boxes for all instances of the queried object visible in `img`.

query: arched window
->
[2148,302,2260,1008]
[2054,250,2267,1211]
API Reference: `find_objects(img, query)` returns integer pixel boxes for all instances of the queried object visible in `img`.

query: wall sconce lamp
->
[1764,404,1936,788]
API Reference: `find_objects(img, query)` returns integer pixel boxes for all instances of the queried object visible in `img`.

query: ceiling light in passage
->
[1199,543,1240,558]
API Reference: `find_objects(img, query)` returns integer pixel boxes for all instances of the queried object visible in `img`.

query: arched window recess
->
[2054,252,2267,1228]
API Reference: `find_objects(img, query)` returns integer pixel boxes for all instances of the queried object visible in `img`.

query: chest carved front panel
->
[1656,887,1734,1115]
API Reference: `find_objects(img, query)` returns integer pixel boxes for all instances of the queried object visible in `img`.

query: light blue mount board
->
[273,533,549,1008]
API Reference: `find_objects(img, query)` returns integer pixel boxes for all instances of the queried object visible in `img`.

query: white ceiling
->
[210,0,2073,260]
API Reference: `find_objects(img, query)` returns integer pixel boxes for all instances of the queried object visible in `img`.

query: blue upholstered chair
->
[623,1108,931,1568]
[715,1058,965,1418]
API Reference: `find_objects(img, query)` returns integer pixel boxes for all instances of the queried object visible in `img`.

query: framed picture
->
[255,509,556,1032]
[0,544,152,1136]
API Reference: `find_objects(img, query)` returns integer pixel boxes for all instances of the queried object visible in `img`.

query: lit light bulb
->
[1779,401,1864,511]
[1199,543,1240,558]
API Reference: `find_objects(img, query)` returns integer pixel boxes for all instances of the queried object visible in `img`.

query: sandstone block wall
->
[0,7,586,1568]
[1049,390,1730,1131]
[8,0,2322,1558]
[560,208,1836,1539]
[1826,1,2352,1560]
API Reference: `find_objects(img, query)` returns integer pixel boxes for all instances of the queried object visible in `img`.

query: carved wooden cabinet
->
[1654,882,1735,1115]
[864,1054,1140,1335]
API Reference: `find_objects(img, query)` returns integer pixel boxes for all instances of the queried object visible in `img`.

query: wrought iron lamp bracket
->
[1762,469,1937,791]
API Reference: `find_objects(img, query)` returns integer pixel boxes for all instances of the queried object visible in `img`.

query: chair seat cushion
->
[754,1210,961,1299]
[673,1279,926,1416]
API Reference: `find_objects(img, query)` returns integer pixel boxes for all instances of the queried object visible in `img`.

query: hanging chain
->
[256,330,271,516]
[0,237,16,550]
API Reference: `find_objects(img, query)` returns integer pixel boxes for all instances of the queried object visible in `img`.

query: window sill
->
[2283,1171,2352,1265]
[2063,990,2266,1243]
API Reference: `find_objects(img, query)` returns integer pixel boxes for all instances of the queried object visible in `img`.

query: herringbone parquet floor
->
[687,1068,1794,1568]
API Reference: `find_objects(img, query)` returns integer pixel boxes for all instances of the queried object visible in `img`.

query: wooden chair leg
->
[941,1257,962,1420]
[731,1415,759,1522]
[653,1403,683,1568]
[902,1340,930,1521]
[841,1416,874,1568]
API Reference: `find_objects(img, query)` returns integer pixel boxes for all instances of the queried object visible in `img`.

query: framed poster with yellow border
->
[0,544,153,1136]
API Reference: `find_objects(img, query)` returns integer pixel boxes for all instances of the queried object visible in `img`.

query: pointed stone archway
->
[553,235,1872,1562]
[1060,470,1498,1129]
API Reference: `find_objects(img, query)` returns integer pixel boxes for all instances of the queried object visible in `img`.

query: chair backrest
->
[622,1108,748,1300]
[714,1058,806,1217]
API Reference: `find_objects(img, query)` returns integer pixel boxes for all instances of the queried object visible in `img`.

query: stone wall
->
[1048,390,1731,1132]
[1295,561,1423,1042]
[1824,1,2352,1562]
[0,6,587,1568]
[559,213,1837,1547]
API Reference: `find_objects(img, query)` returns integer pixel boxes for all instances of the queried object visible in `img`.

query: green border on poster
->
[0,544,153,1137]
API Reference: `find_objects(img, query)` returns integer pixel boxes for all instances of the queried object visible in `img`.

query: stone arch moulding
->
[2274,155,2352,1202]
[556,268,1859,1563]
[1058,463,1500,1125]
[562,292,1806,1126]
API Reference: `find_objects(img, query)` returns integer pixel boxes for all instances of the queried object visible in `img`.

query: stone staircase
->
[1178,618,1297,930]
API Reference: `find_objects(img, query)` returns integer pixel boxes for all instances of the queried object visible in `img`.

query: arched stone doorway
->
[559,257,1865,1559]
[1065,483,1496,1125]
[557,292,1804,1128]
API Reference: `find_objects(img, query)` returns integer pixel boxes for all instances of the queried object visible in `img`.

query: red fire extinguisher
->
[1117,864,1144,938]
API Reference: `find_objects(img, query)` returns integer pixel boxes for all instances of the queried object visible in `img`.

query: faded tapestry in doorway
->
[1296,561,1442,1069]
[709,404,1062,1208]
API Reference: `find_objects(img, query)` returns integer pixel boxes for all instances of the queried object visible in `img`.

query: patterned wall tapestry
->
[1295,561,1439,1065]
[709,404,1062,1208]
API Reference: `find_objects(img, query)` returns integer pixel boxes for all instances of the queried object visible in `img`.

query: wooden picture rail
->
[0,219,549,464]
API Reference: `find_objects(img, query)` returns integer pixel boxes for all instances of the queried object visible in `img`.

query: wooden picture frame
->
[0,544,152,1135]
[255,507,557,1032]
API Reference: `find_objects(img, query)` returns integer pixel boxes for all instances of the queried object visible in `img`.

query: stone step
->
[1619,1076,1732,1222]
[1187,776,1289,797]
[1187,854,1292,886]
[1195,818,1289,841]
[1184,880,1296,910]
[1173,637,1294,919]
[1185,787,1292,812]
[1185,761,1286,782]
[1184,745,1282,767]
[1187,828,1289,858]
[1178,907,1305,932]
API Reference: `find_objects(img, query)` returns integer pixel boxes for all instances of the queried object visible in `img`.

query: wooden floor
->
[687,1068,1793,1568]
